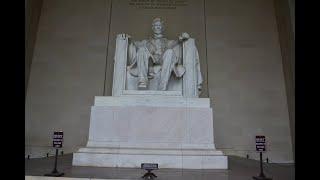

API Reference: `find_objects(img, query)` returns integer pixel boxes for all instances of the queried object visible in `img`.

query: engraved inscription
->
[129,0,188,9]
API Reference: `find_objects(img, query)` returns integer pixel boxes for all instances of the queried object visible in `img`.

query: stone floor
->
[25,154,294,180]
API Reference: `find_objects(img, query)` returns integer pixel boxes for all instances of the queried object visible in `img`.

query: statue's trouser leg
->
[136,48,149,86]
[159,49,176,90]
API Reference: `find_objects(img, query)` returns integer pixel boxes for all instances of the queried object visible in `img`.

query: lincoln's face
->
[152,21,164,34]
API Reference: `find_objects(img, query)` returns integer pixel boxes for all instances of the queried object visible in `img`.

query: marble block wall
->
[25,0,112,157]
[25,0,293,163]
[25,0,43,95]
[205,0,293,163]
[274,0,295,160]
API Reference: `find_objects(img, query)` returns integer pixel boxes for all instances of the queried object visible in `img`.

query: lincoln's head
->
[152,18,164,35]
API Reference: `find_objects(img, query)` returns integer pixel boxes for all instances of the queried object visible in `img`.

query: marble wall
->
[25,0,43,95]
[25,0,112,157]
[205,0,293,163]
[274,0,295,160]
[25,0,294,163]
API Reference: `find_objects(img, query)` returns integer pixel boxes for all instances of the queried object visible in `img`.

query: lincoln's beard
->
[153,31,163,39]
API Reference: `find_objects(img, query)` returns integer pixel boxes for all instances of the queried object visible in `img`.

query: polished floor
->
[25,154,294,180]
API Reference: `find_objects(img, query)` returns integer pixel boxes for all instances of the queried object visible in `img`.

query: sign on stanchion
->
[253,135,272,180]
[141,163,158,179]
[44,131,64,177]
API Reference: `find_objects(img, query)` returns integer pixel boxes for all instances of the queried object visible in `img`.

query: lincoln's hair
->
[152,18,164,27]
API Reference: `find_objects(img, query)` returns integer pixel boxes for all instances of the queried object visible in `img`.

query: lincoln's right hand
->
[117,33,131,39]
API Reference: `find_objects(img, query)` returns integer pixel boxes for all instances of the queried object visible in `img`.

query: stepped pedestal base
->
[72,96,228,169]
[73,147,227,169]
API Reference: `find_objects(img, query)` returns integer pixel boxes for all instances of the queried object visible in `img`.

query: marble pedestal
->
[72,96,228,169]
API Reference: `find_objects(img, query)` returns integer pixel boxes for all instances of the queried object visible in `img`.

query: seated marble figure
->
[72,18,228,170]
[114,18,203,97]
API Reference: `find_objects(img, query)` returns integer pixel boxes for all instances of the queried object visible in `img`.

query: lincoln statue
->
[112,18,203,97]
[121,18,196,90]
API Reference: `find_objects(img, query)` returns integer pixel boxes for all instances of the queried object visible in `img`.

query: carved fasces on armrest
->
[182,38,203,97]
[112,34,130,96]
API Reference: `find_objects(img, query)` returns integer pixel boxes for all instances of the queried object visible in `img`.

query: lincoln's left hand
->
[179,32,190,41]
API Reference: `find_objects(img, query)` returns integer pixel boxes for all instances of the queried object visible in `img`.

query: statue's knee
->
[163,49,175,62]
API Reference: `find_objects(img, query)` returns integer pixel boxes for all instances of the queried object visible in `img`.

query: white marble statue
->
[113,18,203,97]
[73,19,228,169]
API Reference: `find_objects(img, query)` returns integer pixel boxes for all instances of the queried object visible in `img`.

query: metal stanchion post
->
[45,131,64,177]
[253,152,272,180]
[52,149,58,173]
[44,148,64,177]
